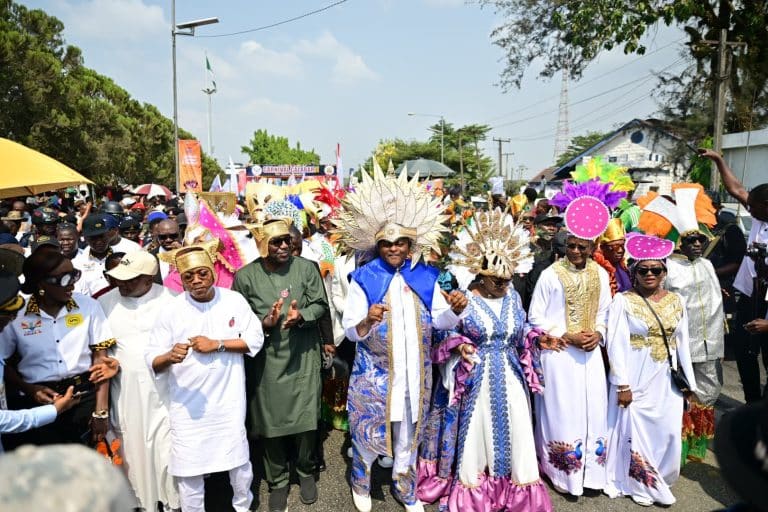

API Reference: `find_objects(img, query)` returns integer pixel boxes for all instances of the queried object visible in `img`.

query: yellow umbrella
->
[0,137,94,199]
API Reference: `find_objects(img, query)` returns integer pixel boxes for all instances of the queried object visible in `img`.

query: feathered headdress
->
[636,183,716,242]
[331,160,449,266]
[570,156,635,194]
[448,207,533,290]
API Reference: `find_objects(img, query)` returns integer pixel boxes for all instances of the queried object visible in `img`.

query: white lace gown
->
[604,291,698,505]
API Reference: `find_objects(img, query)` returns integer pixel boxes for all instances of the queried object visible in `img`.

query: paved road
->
[207,359,757,511]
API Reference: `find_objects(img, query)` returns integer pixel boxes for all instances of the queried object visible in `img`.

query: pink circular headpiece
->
[624,233,674,261]
[563,196,610,240]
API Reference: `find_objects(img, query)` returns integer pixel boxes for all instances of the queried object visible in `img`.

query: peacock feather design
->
[629,450,659,489]
[547,440,583,474]
[595,438,607,466]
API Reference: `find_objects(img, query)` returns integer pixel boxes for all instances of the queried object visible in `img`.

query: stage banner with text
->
[179,139,202,192]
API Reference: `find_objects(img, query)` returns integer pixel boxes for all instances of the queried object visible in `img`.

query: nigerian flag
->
[206,56,217,92]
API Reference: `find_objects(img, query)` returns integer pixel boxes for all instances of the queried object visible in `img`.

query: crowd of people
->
[0,150,767,512]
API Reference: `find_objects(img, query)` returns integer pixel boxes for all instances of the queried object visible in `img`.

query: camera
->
[746,242,767,260]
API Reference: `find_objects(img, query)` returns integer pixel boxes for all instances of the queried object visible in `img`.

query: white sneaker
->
[631,495,653,507]
[377,455,394,468]
[347,446,354,458]
[352,490,372,512]
[404,500,425,512]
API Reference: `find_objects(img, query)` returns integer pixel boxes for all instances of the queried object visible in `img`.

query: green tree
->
[360,122,495,196]
[555,130,610,166]
[479,0,768,133]
[241,129,320,165]
[0,0,222,191]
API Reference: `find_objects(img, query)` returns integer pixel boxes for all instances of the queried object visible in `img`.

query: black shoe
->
[268,485,289,512]
[299,475,318,505]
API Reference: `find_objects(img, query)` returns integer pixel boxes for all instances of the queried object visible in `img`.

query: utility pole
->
[457,130,465,194]
[699,28,746,191]
[503,152,514,180]
[493,137,510,177]
[202,52,216,157]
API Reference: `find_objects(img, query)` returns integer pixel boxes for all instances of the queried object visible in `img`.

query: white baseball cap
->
[106,251,159,280]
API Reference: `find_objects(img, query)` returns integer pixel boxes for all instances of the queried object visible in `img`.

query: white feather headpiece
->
[447,208,533,290]
[332,160,449,266]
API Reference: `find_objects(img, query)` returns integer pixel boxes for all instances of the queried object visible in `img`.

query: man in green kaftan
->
[233,219,328,512]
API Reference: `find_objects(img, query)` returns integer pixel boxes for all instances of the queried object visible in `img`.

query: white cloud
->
[238,41,303,77]
[242,98,301,120]
[53,0,166,42]
[294,32,377,83]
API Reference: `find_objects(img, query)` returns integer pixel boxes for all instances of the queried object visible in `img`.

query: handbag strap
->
[633,288,675,369]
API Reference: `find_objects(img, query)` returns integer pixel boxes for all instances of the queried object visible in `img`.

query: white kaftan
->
[528,260,611,495]
[604,292,698,505]
[98,284,179,510]
[144,287,263,477]
[342,276,462,423]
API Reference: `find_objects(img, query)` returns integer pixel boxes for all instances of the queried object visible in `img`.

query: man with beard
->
[665,231,725,463]
[56,223,81,260]
[232,219,329,512]
[146,242,263,512]
[99,251,178,511]
[72,215,115,296]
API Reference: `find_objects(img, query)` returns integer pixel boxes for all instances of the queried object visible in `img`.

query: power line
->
[198,0,349,38]
[481,37,686,125]
[491,57,685,130]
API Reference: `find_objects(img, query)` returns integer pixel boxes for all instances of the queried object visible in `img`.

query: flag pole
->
[202,51,216,157]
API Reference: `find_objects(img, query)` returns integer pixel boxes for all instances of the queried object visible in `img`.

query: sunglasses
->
[269,236,292,247]
[566,243,591,251]
[487,276,511,287]
[42,269,81,287]
[157,233,179,241]
[681,235,707,245]
[635,266,664,276]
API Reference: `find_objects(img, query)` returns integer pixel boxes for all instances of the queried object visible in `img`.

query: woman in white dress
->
[417,208,554,512]
[604,234,698,506]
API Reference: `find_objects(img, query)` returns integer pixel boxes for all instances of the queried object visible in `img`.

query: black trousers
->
[733,293,768,403]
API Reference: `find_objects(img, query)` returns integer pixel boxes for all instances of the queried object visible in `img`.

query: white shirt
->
[342,276,462,422]
[112,237,140,254]
[144,287,264,477]
[733,218,768,297]
[157,247,171,280]
[72,248,110,296]
[0,293,115,383]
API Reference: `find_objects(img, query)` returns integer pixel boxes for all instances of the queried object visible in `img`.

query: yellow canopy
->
[0,138,94,199]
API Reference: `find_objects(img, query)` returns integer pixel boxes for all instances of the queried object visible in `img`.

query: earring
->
[38,289,45,297]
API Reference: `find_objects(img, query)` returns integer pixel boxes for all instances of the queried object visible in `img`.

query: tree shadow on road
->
[680,458,739,508]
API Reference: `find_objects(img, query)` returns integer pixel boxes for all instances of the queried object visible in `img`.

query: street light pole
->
[170,1,218,194]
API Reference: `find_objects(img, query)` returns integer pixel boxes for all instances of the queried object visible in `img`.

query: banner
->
[179,140,202,192]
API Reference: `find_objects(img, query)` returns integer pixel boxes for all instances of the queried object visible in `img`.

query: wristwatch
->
[217,340,226,353]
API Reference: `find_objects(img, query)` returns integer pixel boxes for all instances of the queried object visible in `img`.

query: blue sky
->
[23,0,686,178]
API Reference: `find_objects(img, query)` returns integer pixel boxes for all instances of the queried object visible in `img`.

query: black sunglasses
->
[269,236,292,247]
[681,235,707,245]
[635,266,664,276]
[43,269,82,287]
[157,233,179,241]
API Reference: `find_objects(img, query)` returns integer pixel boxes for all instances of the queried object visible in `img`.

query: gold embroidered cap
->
[598,218,626,244]
[374,222,418,243]
[159,239,220,275]
[250,218,291,258]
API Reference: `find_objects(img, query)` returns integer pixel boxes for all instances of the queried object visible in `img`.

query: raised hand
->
[442,290,468,314]
[263,299,284,329]
[282,300,303,329]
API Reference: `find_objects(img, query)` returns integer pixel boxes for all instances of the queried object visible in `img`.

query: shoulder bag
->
[635,290,691,394]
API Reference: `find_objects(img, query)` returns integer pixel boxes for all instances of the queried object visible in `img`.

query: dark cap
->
[0,271,24,313]
[534,213,563,225]
[31,207,58,225]
[30,235,60,252]
[0,247,24,277]
[82,214,109,237]
[119,217,141,230]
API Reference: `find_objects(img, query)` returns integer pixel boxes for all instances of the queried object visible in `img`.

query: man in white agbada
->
[528,234,612,496]
[145,242,264,512]
[98,251,179,511]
